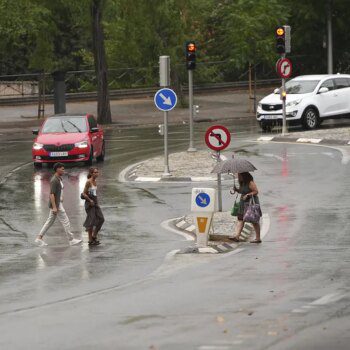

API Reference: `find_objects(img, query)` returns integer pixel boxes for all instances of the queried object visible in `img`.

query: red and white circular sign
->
[205,125,231,151]
[277,58,292,79]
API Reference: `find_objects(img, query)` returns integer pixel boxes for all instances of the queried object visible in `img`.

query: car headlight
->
[75,141,89,149]
[286,99,302,108]
[33,142,43,150]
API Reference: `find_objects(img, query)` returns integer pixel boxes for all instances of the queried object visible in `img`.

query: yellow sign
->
[276,27,284,36]
[197,217,208,233]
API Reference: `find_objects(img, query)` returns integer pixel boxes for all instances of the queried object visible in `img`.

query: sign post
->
[155,56,177,177]
[276,57,292,136]
[191,188,217,246]
[204,125,231,212]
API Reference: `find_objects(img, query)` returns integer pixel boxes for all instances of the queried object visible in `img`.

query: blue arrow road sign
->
[195,193,210,208]
[154,88,177,111]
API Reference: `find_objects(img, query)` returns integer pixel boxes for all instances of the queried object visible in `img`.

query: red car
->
[32,114,105,167]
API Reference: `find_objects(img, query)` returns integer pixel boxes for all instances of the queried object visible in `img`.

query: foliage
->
[0,0,350,80]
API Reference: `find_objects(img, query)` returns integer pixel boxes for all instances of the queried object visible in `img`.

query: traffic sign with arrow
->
[154,88,177,111]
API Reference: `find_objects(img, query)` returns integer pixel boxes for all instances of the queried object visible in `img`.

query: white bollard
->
[191,188,217,247]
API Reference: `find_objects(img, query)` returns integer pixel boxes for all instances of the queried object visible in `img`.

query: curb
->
[257,136,350,146]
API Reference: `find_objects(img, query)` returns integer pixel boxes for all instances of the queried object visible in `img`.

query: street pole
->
[163,111,170,176]
[282,54,287,136]
[159,55,171,177]
[327,0,333,74]
[216,151,222,212]
[188,69,196,152]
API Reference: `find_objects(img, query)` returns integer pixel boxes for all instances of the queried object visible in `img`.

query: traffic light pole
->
[188,69,196,152]
[282,54,287,136]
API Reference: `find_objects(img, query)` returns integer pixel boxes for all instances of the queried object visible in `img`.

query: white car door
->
[334,78,350,115]
[315,79,338,117]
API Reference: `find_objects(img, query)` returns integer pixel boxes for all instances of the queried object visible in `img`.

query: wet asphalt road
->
[0,119,349,349]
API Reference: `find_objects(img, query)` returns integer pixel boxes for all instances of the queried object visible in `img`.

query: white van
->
[256,74,350,131]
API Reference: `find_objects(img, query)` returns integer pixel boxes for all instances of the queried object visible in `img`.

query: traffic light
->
[276,25,291,54]
[185,41,196,70]
[275,26,286,54]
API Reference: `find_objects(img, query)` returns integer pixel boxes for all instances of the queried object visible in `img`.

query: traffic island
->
[165,211,261,254]
[119,150,230,183]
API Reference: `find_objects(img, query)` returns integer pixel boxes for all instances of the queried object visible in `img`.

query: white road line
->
[134,177,160,182]
[258,136,274,141]
[310,292,346,306]
[186,224,196,232]
[176,220,187,228]
[296,138,322,144]
[160,218,194,241]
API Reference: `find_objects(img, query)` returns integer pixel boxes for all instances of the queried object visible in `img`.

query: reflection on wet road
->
[0,120,349,314]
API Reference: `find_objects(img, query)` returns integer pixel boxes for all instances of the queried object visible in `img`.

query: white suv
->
[256,74,350,131]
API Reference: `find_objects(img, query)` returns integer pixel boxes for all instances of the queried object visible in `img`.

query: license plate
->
[262,115,282,120]
[50,152,68,157]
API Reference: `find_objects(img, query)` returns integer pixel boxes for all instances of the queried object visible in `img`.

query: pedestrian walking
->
[35,163,82,247]
[230,172,262,243]
[82,167,105,245]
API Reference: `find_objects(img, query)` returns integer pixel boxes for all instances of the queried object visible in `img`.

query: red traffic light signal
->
[185,41,196,70]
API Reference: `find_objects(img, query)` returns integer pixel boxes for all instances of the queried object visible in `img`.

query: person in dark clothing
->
[82,167,105,245]
[230,172,262,243]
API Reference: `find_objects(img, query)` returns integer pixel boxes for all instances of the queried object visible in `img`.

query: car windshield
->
[42,117,87,133]
[285,80,320,94]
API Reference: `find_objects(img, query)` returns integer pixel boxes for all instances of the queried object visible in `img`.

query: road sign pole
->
[163,111,170,176]
[216,151,223,212]
[188,70,196,152]
[159,56,172,177]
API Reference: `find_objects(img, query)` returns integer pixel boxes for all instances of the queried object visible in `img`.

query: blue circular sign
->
[195,193,210,208]
[154,88,177,111]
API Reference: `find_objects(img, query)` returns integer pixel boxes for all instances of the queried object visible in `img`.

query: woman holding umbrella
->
[212,157,262,243]
[230,172,262,243]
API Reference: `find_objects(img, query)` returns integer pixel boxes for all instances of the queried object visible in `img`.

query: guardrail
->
[0,78,279,106]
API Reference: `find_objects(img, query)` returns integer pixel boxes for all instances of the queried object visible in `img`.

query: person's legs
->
[233,219,244,239]
[251,222,261,242]
[56,204,74,241]
[92,207,104,239]
[37,210,56,238]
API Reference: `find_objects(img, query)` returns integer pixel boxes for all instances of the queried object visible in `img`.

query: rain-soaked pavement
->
[0,119,350,349]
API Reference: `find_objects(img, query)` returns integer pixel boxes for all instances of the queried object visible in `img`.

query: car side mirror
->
[273,88,280,94]
[318,87,329,94]
[32,129,39,135]
[90,127,99,133]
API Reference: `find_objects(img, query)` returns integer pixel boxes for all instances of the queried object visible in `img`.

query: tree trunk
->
[92,0,112,124]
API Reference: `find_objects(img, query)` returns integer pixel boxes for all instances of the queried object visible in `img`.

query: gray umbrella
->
[211,157,257,174]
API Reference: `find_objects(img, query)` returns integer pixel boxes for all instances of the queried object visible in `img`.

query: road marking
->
[296,138,322,143]
[176,220,187,228]
[292,292,347,313]
[134,177,160,182]
[258,136,274,141]
[310,292,346,306]
[161,218,194,241]
[186,225,196,232]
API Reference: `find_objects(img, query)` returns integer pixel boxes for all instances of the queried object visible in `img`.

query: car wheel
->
[96,141,105,162]
[34,162,42,169]
[302,107,319,130]
[260,122,273,132]
[85,147,93,165]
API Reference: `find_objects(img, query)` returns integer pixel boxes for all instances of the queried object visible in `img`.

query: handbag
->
[243,196,261,223]
[230,194,240,216]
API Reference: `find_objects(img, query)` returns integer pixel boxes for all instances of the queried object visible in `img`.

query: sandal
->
[250,239,262,244]
[229,236,240,242]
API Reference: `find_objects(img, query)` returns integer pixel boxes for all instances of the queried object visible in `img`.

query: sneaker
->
[69,238,82,246]
[35,238,48,247]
